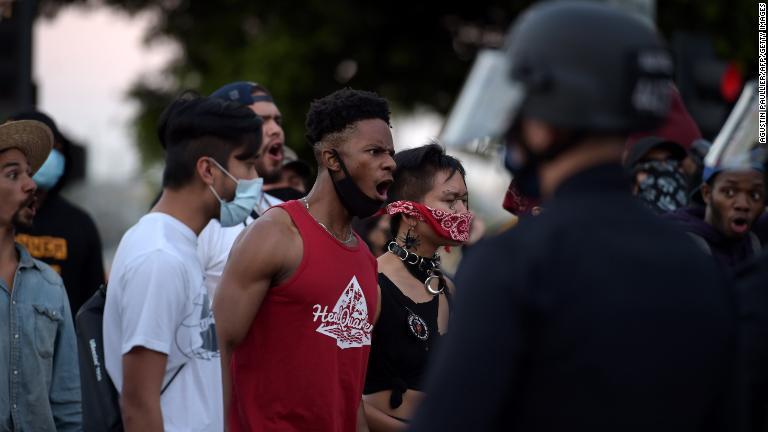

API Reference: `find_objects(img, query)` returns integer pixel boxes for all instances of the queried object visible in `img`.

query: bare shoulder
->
[233,207,298,253]
[376,252,400,276]
[229,206,303,284]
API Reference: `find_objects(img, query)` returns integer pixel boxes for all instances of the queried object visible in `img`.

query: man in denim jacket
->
[0,120,81,431]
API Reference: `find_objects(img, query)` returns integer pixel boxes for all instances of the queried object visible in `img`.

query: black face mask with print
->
[331,149,385,218]
[633,160,689,214]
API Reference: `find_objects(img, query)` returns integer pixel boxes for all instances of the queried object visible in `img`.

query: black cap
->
[9,110,70,149]
[625,136,687,168]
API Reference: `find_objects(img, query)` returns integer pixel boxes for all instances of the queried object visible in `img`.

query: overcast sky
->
[34,6,177,181]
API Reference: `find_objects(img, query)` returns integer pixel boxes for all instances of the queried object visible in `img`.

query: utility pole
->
[0,0,36,120]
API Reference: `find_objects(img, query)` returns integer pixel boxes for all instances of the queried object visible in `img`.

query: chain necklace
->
[300,197,355,244]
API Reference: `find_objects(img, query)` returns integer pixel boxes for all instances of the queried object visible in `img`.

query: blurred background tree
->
[37,0,757,166]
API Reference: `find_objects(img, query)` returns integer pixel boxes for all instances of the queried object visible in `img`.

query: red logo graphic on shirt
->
[312,276,373,349]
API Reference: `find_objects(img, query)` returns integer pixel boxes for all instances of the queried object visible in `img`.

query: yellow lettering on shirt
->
[15,234,68,261]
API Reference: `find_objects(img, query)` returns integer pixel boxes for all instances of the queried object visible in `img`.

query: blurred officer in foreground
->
[411,2,736,431]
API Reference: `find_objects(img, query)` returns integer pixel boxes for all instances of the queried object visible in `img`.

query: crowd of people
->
[1,1,767,432]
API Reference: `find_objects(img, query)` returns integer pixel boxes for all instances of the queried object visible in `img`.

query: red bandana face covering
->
[502,179,540,216]
[381,200,474,243]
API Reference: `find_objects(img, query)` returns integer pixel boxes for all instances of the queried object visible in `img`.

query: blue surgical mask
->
[207,158,264,227]
[33,148,65,190]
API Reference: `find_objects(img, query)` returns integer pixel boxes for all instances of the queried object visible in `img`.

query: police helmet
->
[441,1,674,148]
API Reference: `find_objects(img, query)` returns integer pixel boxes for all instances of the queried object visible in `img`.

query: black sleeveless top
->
[364,273,449,408]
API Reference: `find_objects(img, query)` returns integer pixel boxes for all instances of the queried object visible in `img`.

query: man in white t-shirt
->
[198,81,291,298]
[103,92,264,432]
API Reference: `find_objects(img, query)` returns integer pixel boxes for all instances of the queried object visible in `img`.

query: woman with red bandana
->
[362,143,473,431]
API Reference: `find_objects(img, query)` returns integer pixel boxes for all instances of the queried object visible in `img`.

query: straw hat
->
[0,120,53,174]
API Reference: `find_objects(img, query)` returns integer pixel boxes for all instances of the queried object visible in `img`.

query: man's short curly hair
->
[305,88,391,148]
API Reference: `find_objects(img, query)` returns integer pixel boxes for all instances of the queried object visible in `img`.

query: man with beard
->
[411,3,736,431]
[10,110,106,316]
[198,81,288,298]
[211,81,286,186]
[215,88,395,431]
[666,165,765,269]
[0,120,81,431]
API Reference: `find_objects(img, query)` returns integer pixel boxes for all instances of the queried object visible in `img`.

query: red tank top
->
[229,200,378,432]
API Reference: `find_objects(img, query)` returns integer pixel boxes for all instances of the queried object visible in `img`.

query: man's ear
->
[320,144,341,173]
[701,182,712,206]
[196,157,216,187]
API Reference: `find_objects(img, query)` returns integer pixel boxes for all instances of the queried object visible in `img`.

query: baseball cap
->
[0,120,53,174]
[702,157,765,183]
[210,81,274,106]
[624,136,688,168]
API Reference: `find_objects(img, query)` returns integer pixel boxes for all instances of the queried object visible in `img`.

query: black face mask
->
[632,160,689,214]
[331,149,384,218]
[267,187,305,202]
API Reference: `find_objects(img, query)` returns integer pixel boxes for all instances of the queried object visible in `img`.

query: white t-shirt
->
[104,213,223,432]
[197,193,283,298]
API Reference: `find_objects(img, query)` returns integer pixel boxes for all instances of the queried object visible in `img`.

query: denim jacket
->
[1,243,81,431]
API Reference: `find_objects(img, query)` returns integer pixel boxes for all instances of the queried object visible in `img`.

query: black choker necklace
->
[387,241,446,295]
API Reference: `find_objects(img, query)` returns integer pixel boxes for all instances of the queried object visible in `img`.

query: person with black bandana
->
[362,143,472,431]
[411,3,737,431]
[624,136,690,214]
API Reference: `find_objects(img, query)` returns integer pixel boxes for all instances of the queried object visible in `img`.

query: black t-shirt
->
[364,273,444,407]
[411,164,737,432]
[16,193,106,316]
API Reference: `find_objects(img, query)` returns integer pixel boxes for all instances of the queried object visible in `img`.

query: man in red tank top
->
[215,88,396,431]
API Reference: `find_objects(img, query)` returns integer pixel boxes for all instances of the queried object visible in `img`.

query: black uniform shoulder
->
[455,219,548,306]
[736,251,768,311]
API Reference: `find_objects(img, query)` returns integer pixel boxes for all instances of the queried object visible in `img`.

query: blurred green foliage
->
[41,0,757,167]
